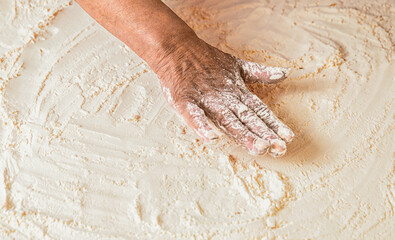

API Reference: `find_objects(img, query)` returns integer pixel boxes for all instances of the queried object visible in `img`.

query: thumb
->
[239,59,291,84]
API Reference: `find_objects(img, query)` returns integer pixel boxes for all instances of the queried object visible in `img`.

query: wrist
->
[143,31,203,76]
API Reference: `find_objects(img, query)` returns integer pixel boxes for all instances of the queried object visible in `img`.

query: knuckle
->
[220,119,235,129]
[255,106,269,117]
[239,128,252,139]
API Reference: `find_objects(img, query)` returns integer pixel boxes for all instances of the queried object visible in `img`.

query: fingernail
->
[205,130,219,144]
[250,139,270,155]
[269,139,287,157]
[278,126,295,143]
[269,73,285,80]
[207,130,219,140]
[282,67,291,77]
[269,67,290,80]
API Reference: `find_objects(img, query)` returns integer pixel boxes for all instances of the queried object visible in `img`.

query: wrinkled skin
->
[157,38,294,157]
[76,0,294,156]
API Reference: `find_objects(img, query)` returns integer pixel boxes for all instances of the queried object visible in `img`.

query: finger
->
[241,92,295,143]
[178,102,219,142]
[228,100,287,157]
[205,104,270,155]
[239,59,290,84]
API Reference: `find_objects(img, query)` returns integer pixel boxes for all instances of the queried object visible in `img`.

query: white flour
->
[0,0,393,239]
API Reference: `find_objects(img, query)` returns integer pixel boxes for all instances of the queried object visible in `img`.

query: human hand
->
[157,38,294,157]
[75,0,293,156]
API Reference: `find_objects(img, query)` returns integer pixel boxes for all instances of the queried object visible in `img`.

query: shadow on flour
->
[247,76,331,163]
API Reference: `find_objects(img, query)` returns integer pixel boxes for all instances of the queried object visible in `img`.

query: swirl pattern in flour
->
[0,0,393,239]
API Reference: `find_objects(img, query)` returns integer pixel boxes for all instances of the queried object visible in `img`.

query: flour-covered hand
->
[156,39,294,157]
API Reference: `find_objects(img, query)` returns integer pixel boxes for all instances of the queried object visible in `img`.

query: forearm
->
[75,0,198,72]
[76,0,294,157]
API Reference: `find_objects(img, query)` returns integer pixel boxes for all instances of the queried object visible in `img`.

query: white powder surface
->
[0,0,393,239]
